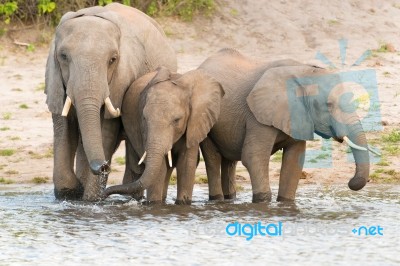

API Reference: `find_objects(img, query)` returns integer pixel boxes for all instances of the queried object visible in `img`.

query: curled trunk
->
[346,122,370,191]
[102,147,165,198]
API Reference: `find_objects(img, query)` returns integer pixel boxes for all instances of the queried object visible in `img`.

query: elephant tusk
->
[138,151,147,165]
[368,146,381,156]
[167,150,172,167]
[105,97,121,118]
[343,136,367,151]
[61,96,72,117]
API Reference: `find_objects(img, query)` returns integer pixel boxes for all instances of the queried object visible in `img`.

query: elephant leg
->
[200,138,223,201]
[242,123,277,203]
[163,166,174,202]
[221,158,237,200]
[175,144,199,205]
[52,112,83,200]
[277,140,306,201]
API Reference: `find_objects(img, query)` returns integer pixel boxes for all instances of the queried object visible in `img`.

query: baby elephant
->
[102,67,224,204]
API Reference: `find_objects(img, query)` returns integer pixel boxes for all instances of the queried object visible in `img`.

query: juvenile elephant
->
[102,67,224,204]
[199,48,375,203]
[45,3,177,201]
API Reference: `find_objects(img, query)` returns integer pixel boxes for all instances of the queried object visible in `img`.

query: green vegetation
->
[0,0,215,26]
[19,104,29,109]
[272,150,282,162]
[0,177,14,184]
[0,126,10,131]
[168,174,208,185]
[32,176,49,184]
[114,156,125,165]
[147,0,214,21]
[35,83,45,92]
[195,174,208,184]
[381,129,400,156]
[169,174,177,185]
[29,148,53,159]
[382,129,400,142]
[235,184,244,192]
[374,43,396,53]
[370,168,400,183]
[230,8,238,16]
[315,153,329,160]
[5,169,18,174]
[9,136,21,141]
[0,149,15,156]
[2,112,12,120]
[376,160,389,166]
[327,19,339,26]
[0,1,18,24]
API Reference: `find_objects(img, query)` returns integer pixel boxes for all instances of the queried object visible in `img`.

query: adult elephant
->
[45,3,177,201]
[198,48,376,203]
[101,67,224,204]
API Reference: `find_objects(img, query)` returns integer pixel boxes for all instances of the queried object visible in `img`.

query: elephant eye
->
[60,52,68,61]
[173,117,182,125]
[109,56,117,65]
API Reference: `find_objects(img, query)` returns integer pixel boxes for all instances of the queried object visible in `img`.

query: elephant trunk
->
[102,137,169,199]
[345,122,370,191]
[75,98,110,176]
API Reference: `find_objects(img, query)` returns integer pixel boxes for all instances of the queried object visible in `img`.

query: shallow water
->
[0,183,399,265]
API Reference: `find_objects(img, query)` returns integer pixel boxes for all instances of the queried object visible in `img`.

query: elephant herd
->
[45,3,376,204]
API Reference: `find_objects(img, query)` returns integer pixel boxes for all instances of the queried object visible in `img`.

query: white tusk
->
[368,146,381,156]
[167,150,172,167]
[105,97,121,118]
[343,136,367,151]
[138,151,147,165]
[61,96,72,117]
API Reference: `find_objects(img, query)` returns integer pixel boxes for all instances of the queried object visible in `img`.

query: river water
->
[0,183,398,265]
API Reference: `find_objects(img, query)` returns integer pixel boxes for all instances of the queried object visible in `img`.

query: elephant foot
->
[224,192,236,200]
[276,195,295,202]
[54,186,84,200]
[252,192,272,203]
[209,194,224,201]
[175,196,192,205]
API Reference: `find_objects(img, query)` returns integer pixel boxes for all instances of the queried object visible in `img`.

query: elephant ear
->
[147,66,172,87]
[173,69,225,148]
[247,66,315,140]
[44,39,65,115]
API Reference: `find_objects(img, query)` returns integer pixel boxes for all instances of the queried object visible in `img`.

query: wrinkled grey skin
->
[45,3,177,201]
[102,67,224,204]
[199,48,370,203]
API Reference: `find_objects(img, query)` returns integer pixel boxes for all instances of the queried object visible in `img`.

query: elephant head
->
[102,67,224,198]
[247,65,375,191]
[45,4,177,177]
